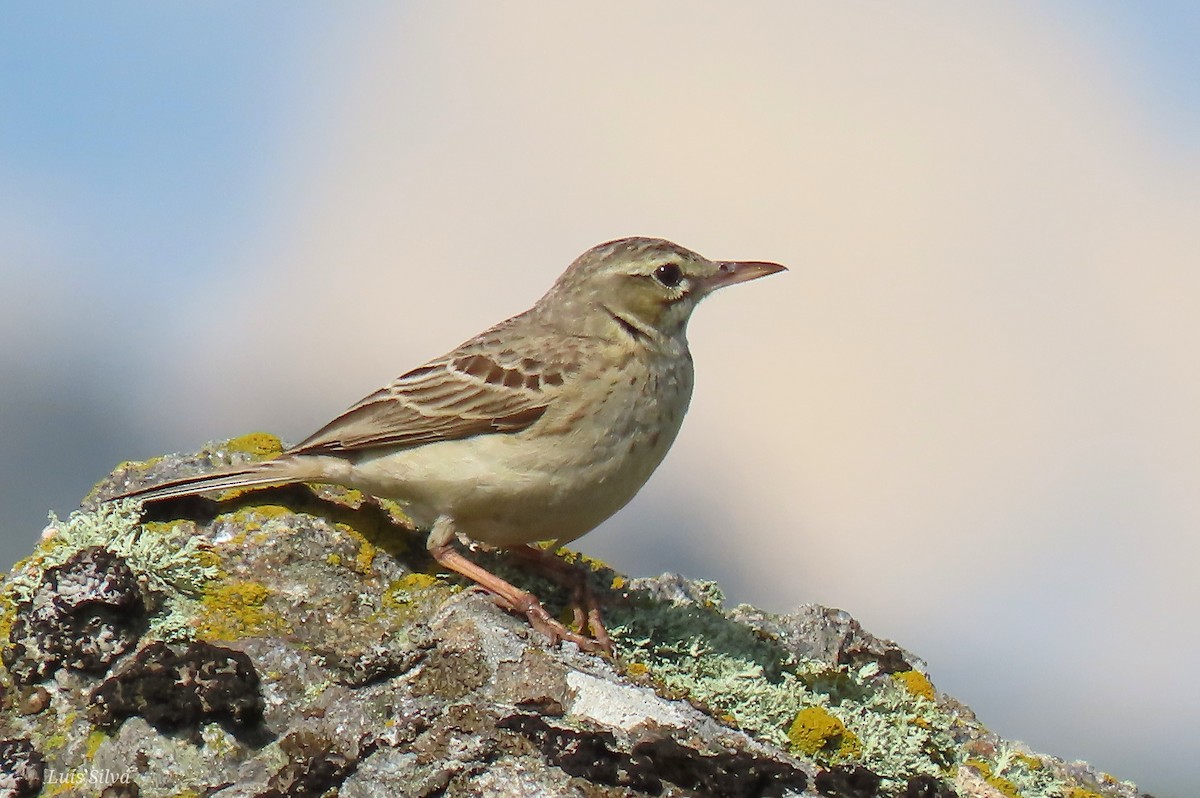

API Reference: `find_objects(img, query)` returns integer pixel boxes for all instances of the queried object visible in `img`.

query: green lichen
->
[607,592,961,788]
[992,748,1067,798]
[4,501,220,644]
[965,750,1067,798]
[196,580,290,640]
[13,501,216,600]
[966,759,1020,797]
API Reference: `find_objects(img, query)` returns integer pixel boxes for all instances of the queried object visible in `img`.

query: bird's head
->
[538,237,786,344]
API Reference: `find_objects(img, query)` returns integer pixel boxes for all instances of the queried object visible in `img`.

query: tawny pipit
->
[112,237,785,652]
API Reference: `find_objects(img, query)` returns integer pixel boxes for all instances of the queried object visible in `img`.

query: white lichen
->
[989,745,1069,798]
[7,499,219,642]
[611,597,967,791]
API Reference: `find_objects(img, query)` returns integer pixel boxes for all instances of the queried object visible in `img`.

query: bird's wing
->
[289,322,583,455]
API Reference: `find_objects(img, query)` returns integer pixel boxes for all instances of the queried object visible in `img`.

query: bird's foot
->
[430,542,613,656]
[505,544,614,653]
[508,592,612,655]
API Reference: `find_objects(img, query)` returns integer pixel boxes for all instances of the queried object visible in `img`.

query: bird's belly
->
[349,359,691,547]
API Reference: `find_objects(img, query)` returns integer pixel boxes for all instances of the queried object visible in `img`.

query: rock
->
[0,439,1150,798]
[88,640,265,739]
[0,738,43,798]
[3,547,147,684]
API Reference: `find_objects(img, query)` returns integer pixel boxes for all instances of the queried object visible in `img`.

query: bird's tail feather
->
[109,458,308,504]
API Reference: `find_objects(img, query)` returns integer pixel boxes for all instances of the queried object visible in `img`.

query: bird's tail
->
[107,457,311,504]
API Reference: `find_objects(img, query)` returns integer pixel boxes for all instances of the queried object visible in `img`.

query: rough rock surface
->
[0,436,1149,798]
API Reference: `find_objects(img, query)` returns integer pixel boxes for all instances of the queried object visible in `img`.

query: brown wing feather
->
[289,322,582,456]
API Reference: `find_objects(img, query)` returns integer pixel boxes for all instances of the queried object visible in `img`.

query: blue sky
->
[3,5,1199,796]
[1057,1,1200,138]
[2,5,328,288]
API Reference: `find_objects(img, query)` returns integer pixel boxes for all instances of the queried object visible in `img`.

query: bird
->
[109,236,786,653]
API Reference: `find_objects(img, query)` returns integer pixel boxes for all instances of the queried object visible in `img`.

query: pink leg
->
[504,545,614,655]
[429,542,611,655]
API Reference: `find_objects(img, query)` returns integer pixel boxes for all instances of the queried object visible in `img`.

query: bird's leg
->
[427,541,610,655]
[504,544,613,655]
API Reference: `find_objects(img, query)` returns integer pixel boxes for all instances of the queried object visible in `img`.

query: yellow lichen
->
[373,497,413,527]
[340,488,366,505]
[1065,788,1105,798]
[222,432,284,458]
[989,776,1021,798]
[0,597,17,666]
[196,580,290,640]
[786,706,863,761]
[397,572,440,591]
[85,730,108,760]
[195,548,223,571]
[218,505,294,533]
[116,454,165,472]
[964,759,1021,798]
[140,520,182,535]
[382,572,447,610]
[329,522,387,573]
[892,670,936,701]
[355,537,378,574]
[542,545,611,572]
[1014,752,1044,771]
[625,662,650,678]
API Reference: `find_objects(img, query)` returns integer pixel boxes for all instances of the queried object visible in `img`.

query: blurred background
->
[3,3,1197,794]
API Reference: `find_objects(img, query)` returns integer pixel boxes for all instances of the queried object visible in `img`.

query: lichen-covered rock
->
[2,546,146,684]
[0,440,1152,798]
[813,765,882,798]
[88,640,264,738]
[0,738,44,798]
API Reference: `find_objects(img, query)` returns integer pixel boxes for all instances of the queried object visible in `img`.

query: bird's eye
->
[653,263,683,288]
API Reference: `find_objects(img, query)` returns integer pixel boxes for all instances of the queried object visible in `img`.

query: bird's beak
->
[705,260,788,291]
